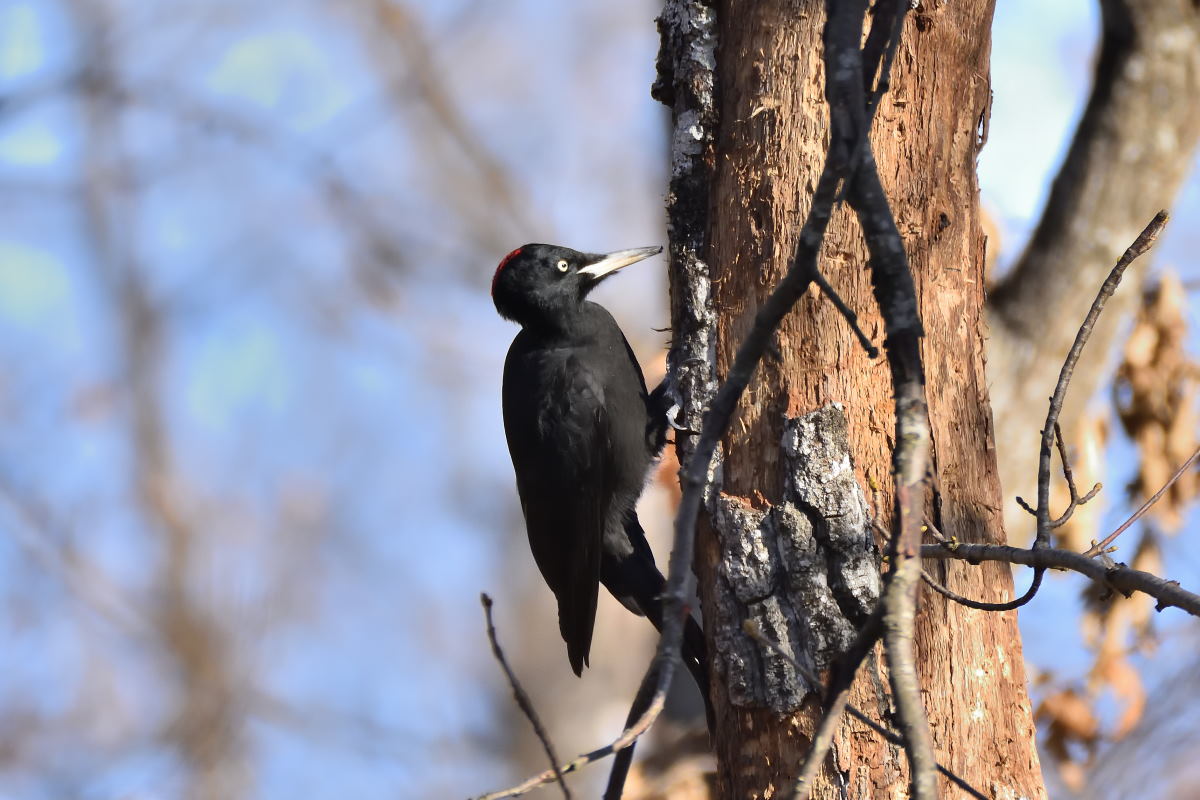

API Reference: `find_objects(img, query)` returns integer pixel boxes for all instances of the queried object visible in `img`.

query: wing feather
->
[502,339,612,675]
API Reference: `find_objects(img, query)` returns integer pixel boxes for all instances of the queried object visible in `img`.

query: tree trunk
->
[658,1,1046,797]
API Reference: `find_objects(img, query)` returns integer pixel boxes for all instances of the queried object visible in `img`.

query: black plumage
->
[492,243,709,707]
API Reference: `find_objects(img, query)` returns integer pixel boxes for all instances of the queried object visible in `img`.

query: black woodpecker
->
[492,243,710,707]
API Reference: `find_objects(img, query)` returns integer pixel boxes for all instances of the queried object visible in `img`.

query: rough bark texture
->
[660,1,1046,797]
[988,0,1200,528]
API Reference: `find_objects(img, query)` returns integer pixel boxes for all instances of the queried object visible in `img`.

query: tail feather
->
[600,513,714,731]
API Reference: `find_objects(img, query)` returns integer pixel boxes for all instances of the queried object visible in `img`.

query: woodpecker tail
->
[601,513,714,733]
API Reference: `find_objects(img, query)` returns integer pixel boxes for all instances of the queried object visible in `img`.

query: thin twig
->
[1049,422,1103,529]
[795,598,888,800]
[836,0,907,204]
[990,211,1171,613]
[1084,443,1200,557]
[742,621,987,800]
[603,663,660,800]
[918,515,1041,613]
[1035,211,1168,548]
[920,426,1105,613]
[922,542,1200,617]
[480,594,571,800]
[862,0,906,125]
[471,739,627,800]
[813,270,878,358]
[922,427,1098,615]
[837,0,934,794]
[917,566,1040,612]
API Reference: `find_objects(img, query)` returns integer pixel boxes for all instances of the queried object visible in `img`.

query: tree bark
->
[659,1,1046,797]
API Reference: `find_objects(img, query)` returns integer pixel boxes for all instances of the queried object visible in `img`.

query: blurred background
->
[0,0,1197,798]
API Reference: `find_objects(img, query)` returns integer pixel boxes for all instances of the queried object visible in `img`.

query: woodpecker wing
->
[502,334,616,675]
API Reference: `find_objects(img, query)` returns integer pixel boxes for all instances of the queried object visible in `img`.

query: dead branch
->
[929,212,1168,615]
[1049,423,1104,529]
[602,665,662,800]
[836,1,937,794]
[1035,212,1169,548]
[480,594,570,800]
[921,541,1200,617]
[1085,444,1200,557]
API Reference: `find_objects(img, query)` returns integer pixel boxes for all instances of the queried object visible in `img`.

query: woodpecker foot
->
[651,370,698,435]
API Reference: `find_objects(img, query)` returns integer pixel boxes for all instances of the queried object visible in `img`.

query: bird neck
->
[520,299,595,340]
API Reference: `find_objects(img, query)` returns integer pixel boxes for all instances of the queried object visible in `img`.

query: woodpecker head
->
[491,243,661,329]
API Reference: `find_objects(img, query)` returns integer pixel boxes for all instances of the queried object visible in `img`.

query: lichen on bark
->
[711,404,879,714]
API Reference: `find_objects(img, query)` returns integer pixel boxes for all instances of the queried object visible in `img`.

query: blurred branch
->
[69,1,248,795]
[0,483,149,635]
[987,0,1200,520]
[357,0,542,247]
[836,1,937,794]
[95,81,421,289]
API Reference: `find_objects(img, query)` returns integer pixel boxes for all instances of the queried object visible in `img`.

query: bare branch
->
[471,741,624,800]
[812,269,879,358]
[1049,423,1103,529]
[480,594,570,800]
[1085,443,1200,557]
[743,620,988,800]
[834,1,937,795]
[365,0,539,243]
[1035,211,1169,548]
[602,664,661,800]
[920,425,1094,614]
[965,211,1171,615]
[469,651,664,800]
[921,542,1200,617]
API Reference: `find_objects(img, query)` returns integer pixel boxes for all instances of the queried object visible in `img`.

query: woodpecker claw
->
[653,371,698,435]
[668,415,700,436]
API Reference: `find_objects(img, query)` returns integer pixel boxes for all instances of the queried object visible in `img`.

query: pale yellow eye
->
[556,259,569,272]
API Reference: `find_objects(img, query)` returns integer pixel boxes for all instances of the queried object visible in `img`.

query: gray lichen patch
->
[782,405,881,623]
[710,404,880,714]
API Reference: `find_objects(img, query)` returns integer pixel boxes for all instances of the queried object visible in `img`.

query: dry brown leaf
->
[1091,653,1146,739]
[1037,687,1100,745]
[1113,272,1200,531]
[1037,686,1099,790]
[1058,760,1088,794]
